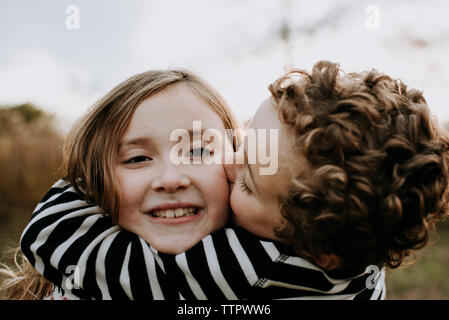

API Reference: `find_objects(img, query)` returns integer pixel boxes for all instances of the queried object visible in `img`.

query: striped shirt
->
[20,179,386,300]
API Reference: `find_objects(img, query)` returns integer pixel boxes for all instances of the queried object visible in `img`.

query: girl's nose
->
[151,162,191,192]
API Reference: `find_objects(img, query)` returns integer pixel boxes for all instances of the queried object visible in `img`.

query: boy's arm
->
[20,179,177,300]
[21,179,386,300]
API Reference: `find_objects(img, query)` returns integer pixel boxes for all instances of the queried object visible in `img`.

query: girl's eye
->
[125,155,152,164]
[238,174,252,195]
[186,148,213,158]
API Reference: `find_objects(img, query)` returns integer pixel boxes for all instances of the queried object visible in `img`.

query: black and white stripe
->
[21,179,386,300]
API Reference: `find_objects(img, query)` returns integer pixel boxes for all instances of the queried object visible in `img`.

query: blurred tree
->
[9,103,44,123]
[276,0,351,69]
[0,104,64,249]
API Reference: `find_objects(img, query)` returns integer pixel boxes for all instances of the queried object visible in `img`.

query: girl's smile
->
[144,202,202,224]
[145,208,203,225]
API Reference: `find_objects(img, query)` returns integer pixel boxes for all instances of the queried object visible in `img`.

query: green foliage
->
[9,103,44,123]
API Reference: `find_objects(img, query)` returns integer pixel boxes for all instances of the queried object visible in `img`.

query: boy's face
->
[115,83,230,254]
[225,98,301,240]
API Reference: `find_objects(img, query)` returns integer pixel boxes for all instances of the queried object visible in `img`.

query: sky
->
[1,0,449,133]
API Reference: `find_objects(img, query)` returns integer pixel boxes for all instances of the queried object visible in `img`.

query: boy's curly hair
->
[270,60,449,271]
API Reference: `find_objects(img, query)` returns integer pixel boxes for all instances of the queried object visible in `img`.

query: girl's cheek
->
[229,188,246,218]
[210,165,231,202]
[115,169,146,209]
[198,163,227,186]
[208,164,230,200]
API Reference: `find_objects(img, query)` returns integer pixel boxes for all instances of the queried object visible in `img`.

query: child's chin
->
[154,240,198,254]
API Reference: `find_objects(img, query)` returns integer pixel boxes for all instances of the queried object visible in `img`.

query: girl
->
[0,69,239,299]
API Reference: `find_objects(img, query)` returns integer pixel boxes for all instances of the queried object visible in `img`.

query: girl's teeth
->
[165,209,174,218]
[175,208,184,217]
[152,208,197,218]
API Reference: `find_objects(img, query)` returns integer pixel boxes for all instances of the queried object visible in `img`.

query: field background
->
[1,104,448,300]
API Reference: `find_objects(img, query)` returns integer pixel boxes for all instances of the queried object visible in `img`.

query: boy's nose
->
[151,162,190,192]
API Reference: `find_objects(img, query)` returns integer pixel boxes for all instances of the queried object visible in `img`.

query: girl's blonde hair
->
[0,69,239,299]
[0,247,50,299]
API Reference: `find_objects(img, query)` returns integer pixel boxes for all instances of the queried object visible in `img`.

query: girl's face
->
[224,98,302,240]
[115,83,231,254]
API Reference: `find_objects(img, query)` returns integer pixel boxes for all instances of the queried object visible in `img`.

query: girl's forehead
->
[126,85,226,135]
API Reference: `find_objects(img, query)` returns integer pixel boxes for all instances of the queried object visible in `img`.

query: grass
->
[386,221,449,299]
